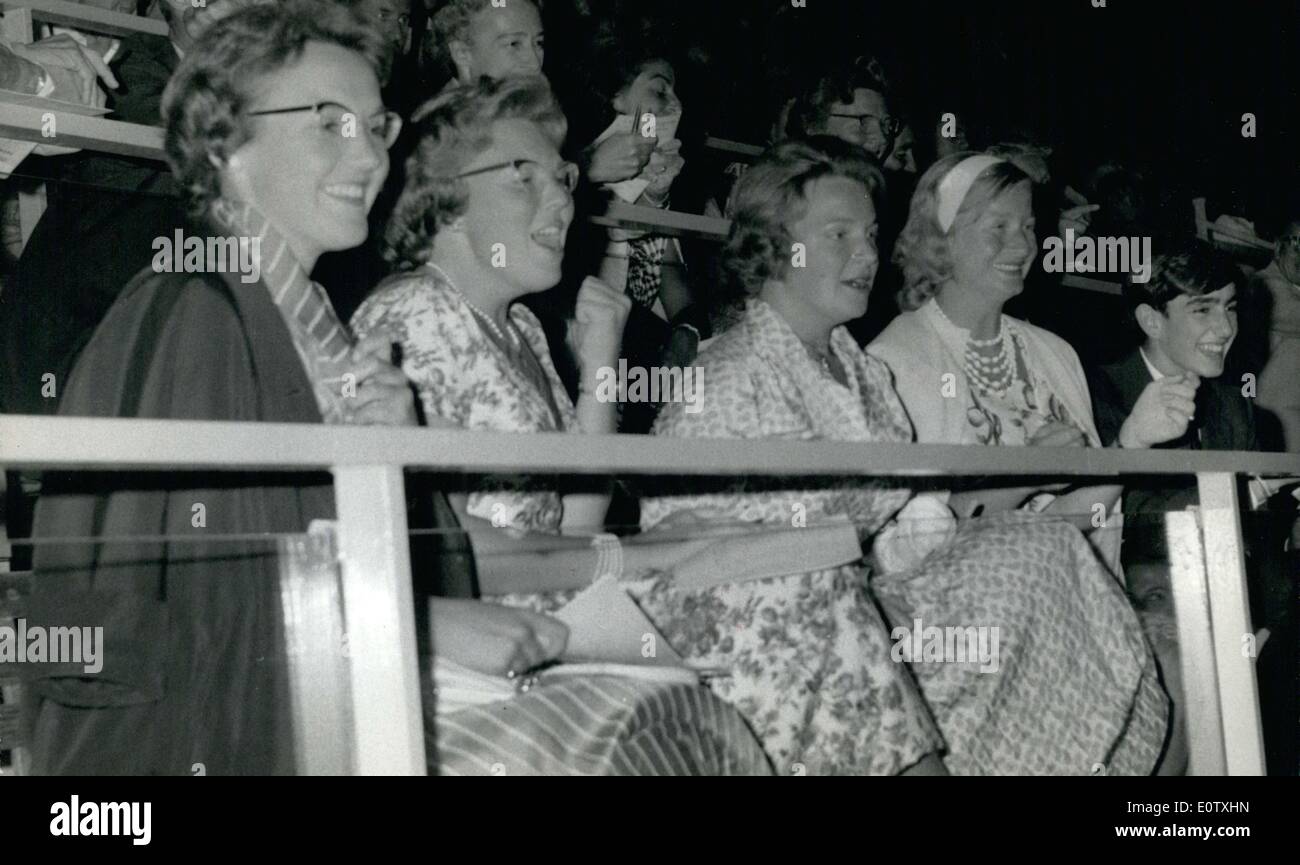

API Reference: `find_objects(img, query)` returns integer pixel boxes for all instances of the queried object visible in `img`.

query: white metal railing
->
[1,413,1294,775]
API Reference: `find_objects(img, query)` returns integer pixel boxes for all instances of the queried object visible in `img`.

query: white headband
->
[935,155,1006,233]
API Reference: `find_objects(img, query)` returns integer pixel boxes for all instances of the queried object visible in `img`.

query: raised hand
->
[585,132,657,184]
[1119,373,1200,447]
[568,277,631,380]
[643,138,685,199]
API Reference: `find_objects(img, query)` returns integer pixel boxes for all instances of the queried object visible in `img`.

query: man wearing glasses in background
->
[346,0,413,83]
[774,55,901,163]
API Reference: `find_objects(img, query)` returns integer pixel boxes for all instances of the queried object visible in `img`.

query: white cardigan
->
[868,298,1103,447]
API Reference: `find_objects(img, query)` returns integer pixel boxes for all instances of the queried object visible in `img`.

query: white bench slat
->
[0,0,168,38]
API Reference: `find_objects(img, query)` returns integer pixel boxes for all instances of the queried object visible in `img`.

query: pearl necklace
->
[426,263,521,352]
[933,300,1019,395]
[964,331,1018,395]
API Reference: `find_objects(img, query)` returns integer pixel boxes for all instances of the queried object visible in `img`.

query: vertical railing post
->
[1166,509,1227,775]
[1196,472,1266,775]
[332,465,425,775]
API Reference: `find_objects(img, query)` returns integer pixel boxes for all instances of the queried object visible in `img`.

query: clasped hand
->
[338,332,418,426]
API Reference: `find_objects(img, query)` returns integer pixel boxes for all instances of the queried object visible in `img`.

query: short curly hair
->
[383,75,567,270]
[429,0,543,72]
[772,55,890,144]
[162,0,386,220]
[717,137,886,314]
[892,151,1031,311]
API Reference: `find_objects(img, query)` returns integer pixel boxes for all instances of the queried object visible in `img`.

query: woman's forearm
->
[574,384,617,434]
[563,389,617,529]
[449,495,603,594]
[450,495,736,595]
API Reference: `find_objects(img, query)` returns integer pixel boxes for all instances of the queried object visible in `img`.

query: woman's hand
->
[586,132,657,184]
[341,332,418,426]
[1119,374,1200,447]
[569,277,631,382]
[429,598,568,676]
[1027,420,1088,448]
[642,139,685,199]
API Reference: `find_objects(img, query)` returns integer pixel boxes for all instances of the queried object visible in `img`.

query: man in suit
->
[1090,245,1254,454]
[1088,241,1296,774]
[1089,242,1258,552]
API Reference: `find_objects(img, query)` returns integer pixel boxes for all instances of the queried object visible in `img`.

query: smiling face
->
[1140,283,1238,378]
[947,181,1036,308]
[612,60,681,118]
[454,0,544,82]
[223,42,390,270]
[454,117,575,296]
[764,175,879,333]
[816,87,892,159]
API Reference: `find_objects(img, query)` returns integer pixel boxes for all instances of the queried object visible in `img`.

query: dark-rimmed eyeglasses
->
[829,111,902,140]
[454,159,580,195]
[1280,235,1300,252]
[247,101,403,149]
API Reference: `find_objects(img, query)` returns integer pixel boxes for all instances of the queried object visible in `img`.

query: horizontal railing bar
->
[0,102,163,160]
[0,415,1295,477]
[591,200,729,239]
[1060,273,1123,295]
[0,0,169,37]
[703,136,764,158]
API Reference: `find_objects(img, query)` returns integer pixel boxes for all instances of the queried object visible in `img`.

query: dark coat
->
[1086,347,1259,562]
[25,263,334,775]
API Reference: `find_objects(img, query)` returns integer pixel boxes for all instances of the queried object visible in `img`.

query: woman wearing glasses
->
[352,76,772,775]
[355,78,953,777]
[25,1,416,775]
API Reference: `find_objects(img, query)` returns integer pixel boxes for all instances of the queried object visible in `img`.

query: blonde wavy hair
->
[893,151,1032,310]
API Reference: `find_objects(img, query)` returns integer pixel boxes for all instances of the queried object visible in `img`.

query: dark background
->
[537,0,1298,228]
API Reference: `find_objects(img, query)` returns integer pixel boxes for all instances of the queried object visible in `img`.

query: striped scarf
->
[210,198,355,423]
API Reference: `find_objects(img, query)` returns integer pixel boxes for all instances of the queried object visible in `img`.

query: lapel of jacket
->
[213,267,324,426]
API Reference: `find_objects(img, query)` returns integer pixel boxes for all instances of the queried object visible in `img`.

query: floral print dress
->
[354,271,943,775]
[643,299,1170,775]
[352,268,772,776]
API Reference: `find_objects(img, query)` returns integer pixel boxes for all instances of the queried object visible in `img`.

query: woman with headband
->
[871,153,1191,537]
[870,152,1181,772]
